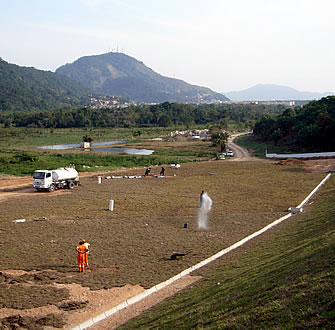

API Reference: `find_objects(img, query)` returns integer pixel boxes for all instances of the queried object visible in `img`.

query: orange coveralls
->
[77,244,88,272]
[83,242,90,268]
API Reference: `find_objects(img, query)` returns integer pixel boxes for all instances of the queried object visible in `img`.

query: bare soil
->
[0,152,333,329]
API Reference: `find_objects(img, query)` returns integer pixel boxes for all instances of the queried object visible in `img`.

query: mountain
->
[56,52,229,104]
[223,84,333,101]
[0,58,90,112]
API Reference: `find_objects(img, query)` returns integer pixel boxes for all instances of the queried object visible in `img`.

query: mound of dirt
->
[167,135,187,142]
[0,313,65,329]
[278,159,305,165]
[303,159,335,173]
[58,300,88,311]
[0,271,27,285]
[277,158,335,173]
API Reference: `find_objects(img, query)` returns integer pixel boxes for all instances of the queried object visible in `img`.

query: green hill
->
[0,58,90,112]
[56,52,229,104]
[121,176,335,328]
[253,96,335,151]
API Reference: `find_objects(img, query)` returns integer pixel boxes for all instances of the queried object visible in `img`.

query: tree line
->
[253,96,335,151]
[0,102,284,130]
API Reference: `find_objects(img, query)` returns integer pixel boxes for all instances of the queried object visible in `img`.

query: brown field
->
[0,158,330,328]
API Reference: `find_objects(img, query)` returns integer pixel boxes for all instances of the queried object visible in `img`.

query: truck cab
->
[33,170,53,191]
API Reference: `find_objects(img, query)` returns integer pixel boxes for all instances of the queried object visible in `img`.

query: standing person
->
[82,239,90,269]
[76,241,88,272]
[144,167,151,176]
[200,190,205,207]
[160,167,165,176]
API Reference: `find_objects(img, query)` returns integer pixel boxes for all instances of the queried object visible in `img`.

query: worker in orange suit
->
[76,241,88,272]
[82,239,90,269]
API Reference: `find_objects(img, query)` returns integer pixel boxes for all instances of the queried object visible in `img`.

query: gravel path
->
[227,133,259,161]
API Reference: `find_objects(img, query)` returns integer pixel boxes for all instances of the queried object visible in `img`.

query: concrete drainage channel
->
[73,173,333,330]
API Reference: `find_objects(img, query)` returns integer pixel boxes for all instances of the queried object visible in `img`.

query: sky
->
[1,0,334,93]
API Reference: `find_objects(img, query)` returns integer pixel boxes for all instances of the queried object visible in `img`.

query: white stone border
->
[73,173,332,330]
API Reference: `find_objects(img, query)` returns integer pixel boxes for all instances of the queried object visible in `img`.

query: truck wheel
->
[36,188,42,192]
[68,181,75,189]
[48,184,55,192]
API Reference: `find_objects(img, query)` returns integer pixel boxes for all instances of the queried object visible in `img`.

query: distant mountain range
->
[223,84,333,101]
[4,51,334,113]
[0,58,90,112]
[56,52,229,104]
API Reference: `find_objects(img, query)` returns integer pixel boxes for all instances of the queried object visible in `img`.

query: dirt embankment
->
[278,158,335,173]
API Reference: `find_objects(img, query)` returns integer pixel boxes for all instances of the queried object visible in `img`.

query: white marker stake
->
[109,199,114,211]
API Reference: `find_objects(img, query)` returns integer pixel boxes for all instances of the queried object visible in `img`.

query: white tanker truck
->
[33,167,80,192]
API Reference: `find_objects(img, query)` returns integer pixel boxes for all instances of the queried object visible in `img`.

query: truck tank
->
[52,168,78,181]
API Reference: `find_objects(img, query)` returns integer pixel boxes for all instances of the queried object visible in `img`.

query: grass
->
[0,149,196,176]
[235,133,304,157]
[234,133,268,157]
[120,174,335,329]
[0,127,174,148]
[1,127,334,328]
[0,127,217,176]
[0,161,326,290]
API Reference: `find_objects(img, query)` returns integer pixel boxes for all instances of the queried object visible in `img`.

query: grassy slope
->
[120,176,335,329]
[235,133,308,157]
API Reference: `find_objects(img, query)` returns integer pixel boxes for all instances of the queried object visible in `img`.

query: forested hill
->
[0,58,90,112]
[253,96,335,151]
[56,52,229,104]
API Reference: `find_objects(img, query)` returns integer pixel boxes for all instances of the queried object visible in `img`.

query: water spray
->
[198,191,212,230]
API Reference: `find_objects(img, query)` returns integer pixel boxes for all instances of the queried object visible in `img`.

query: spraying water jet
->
[198,191,212,230]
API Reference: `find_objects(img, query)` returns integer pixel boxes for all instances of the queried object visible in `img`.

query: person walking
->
[144,167,151,176]
[160,167,165,176]
[76,240,88,272]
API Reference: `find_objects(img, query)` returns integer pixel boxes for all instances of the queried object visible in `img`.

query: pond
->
[36,141,154,155]
[91,147,154,155]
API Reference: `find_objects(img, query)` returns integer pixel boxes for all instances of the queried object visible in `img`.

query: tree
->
[210,128,230,152]
[83,134,93,143]
[133,130,142,137]
[157,114,172,127]
[271,128,282,145]
[253,115,276,140]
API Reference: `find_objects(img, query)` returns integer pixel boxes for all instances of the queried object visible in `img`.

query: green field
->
[0,127,217,176]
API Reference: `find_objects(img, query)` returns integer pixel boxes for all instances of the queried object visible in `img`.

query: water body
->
[37,140,127,150]
[92,147,154,155]
[36,141,154,155]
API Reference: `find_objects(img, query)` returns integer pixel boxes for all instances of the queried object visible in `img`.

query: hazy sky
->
[1,0,334,93]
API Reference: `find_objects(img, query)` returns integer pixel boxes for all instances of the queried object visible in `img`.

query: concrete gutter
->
[73,173,332,330]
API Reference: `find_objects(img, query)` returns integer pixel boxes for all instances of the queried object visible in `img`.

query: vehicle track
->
[227,134,258,161]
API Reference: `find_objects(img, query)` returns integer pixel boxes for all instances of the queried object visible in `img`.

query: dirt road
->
[0,172,108,203]
[227,133,258,161]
